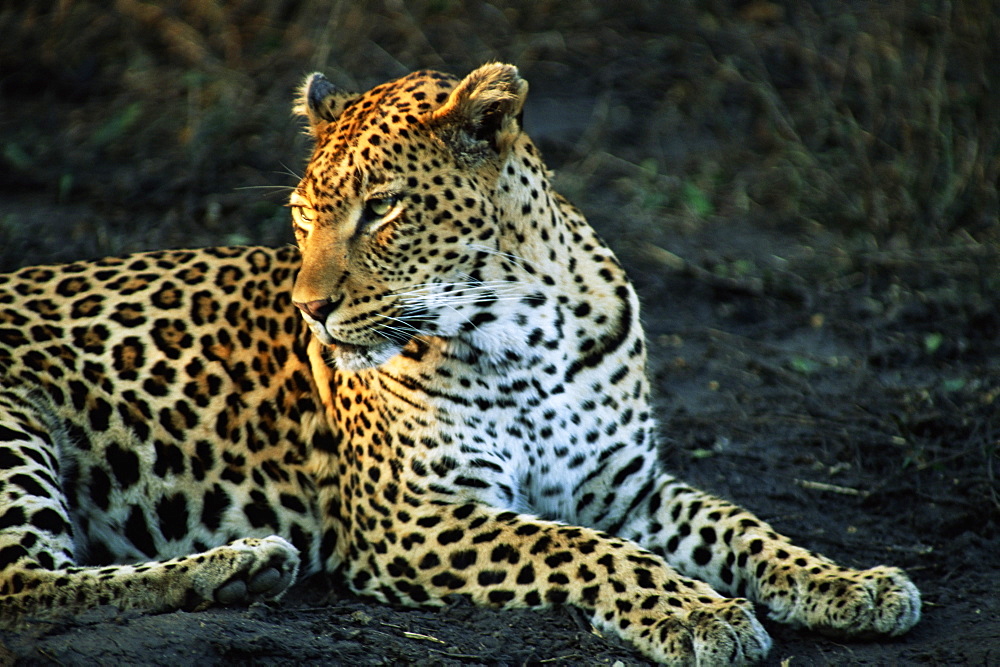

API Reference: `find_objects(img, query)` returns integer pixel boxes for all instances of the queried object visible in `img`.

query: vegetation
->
[2,1,997,251]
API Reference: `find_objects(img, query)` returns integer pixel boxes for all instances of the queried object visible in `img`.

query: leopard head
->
[290,64,541,371]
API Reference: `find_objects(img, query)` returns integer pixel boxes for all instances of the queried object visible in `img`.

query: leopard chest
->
[321,343,653,525]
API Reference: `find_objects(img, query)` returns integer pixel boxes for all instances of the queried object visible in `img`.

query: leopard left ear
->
[428,63,528,164]
[294,73,360,137]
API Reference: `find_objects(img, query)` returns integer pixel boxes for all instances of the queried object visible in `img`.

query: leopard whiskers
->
[389,280,528,310]
[465,244,537,274]
[361,280,530,344]
[371,312,431,344]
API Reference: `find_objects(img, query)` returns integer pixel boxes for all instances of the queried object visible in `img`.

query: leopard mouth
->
[328,338,403,370]
[306,325,406,370]
[302,313,419,370]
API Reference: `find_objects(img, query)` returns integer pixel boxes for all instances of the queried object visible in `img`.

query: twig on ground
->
[35,648,65,666]
[539,654,586,663]
[794,479,869,497]
[402,631,447,644]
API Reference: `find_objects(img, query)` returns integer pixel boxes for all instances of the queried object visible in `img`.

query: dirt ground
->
[1,1,998,665]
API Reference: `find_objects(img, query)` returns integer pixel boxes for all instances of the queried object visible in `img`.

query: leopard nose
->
[293,297,339,322]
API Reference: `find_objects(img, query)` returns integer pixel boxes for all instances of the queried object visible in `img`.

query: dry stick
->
[539,655,586,663]
[402,631,446,644]
[794,478,869,498]
[35,648,66,666]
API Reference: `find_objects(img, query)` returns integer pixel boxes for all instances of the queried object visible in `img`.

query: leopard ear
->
[294,73,360,136]
[428,63,528,164]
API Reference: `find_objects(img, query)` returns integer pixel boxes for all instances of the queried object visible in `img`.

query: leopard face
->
[288,67,556,372]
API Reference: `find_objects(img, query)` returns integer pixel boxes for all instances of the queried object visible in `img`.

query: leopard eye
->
[363,195,398,221]
[291,205,313,223]
[290,205,314,236]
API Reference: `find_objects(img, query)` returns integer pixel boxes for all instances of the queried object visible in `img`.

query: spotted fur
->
[0,64,919,664]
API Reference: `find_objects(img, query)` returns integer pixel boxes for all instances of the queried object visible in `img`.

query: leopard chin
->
[327,339,403,371]
[302,319,401,369]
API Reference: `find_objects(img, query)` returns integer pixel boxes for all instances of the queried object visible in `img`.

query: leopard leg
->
[0,393,299,626]
[341,501,771,665]
[613,469,921,638]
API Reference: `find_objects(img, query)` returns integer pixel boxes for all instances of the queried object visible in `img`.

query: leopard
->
[0,63,920,664]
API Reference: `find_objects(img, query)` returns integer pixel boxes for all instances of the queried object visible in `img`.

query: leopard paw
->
[784,565,921,638]
[190,536,301,606]
[621,597,771,666]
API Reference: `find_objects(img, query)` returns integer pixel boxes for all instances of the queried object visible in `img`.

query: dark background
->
[1,1,998,664]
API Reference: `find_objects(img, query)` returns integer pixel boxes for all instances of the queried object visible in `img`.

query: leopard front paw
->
[618,597,771,666]
[783,565,921,638]
[191,536,301,606]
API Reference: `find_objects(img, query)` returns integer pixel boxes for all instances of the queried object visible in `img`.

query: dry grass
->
[0,0,997,250]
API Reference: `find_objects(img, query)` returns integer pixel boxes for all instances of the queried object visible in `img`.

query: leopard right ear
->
[294,73,360,136]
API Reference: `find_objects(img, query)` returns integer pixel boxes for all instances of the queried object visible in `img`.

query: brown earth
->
[1,1,998,664]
